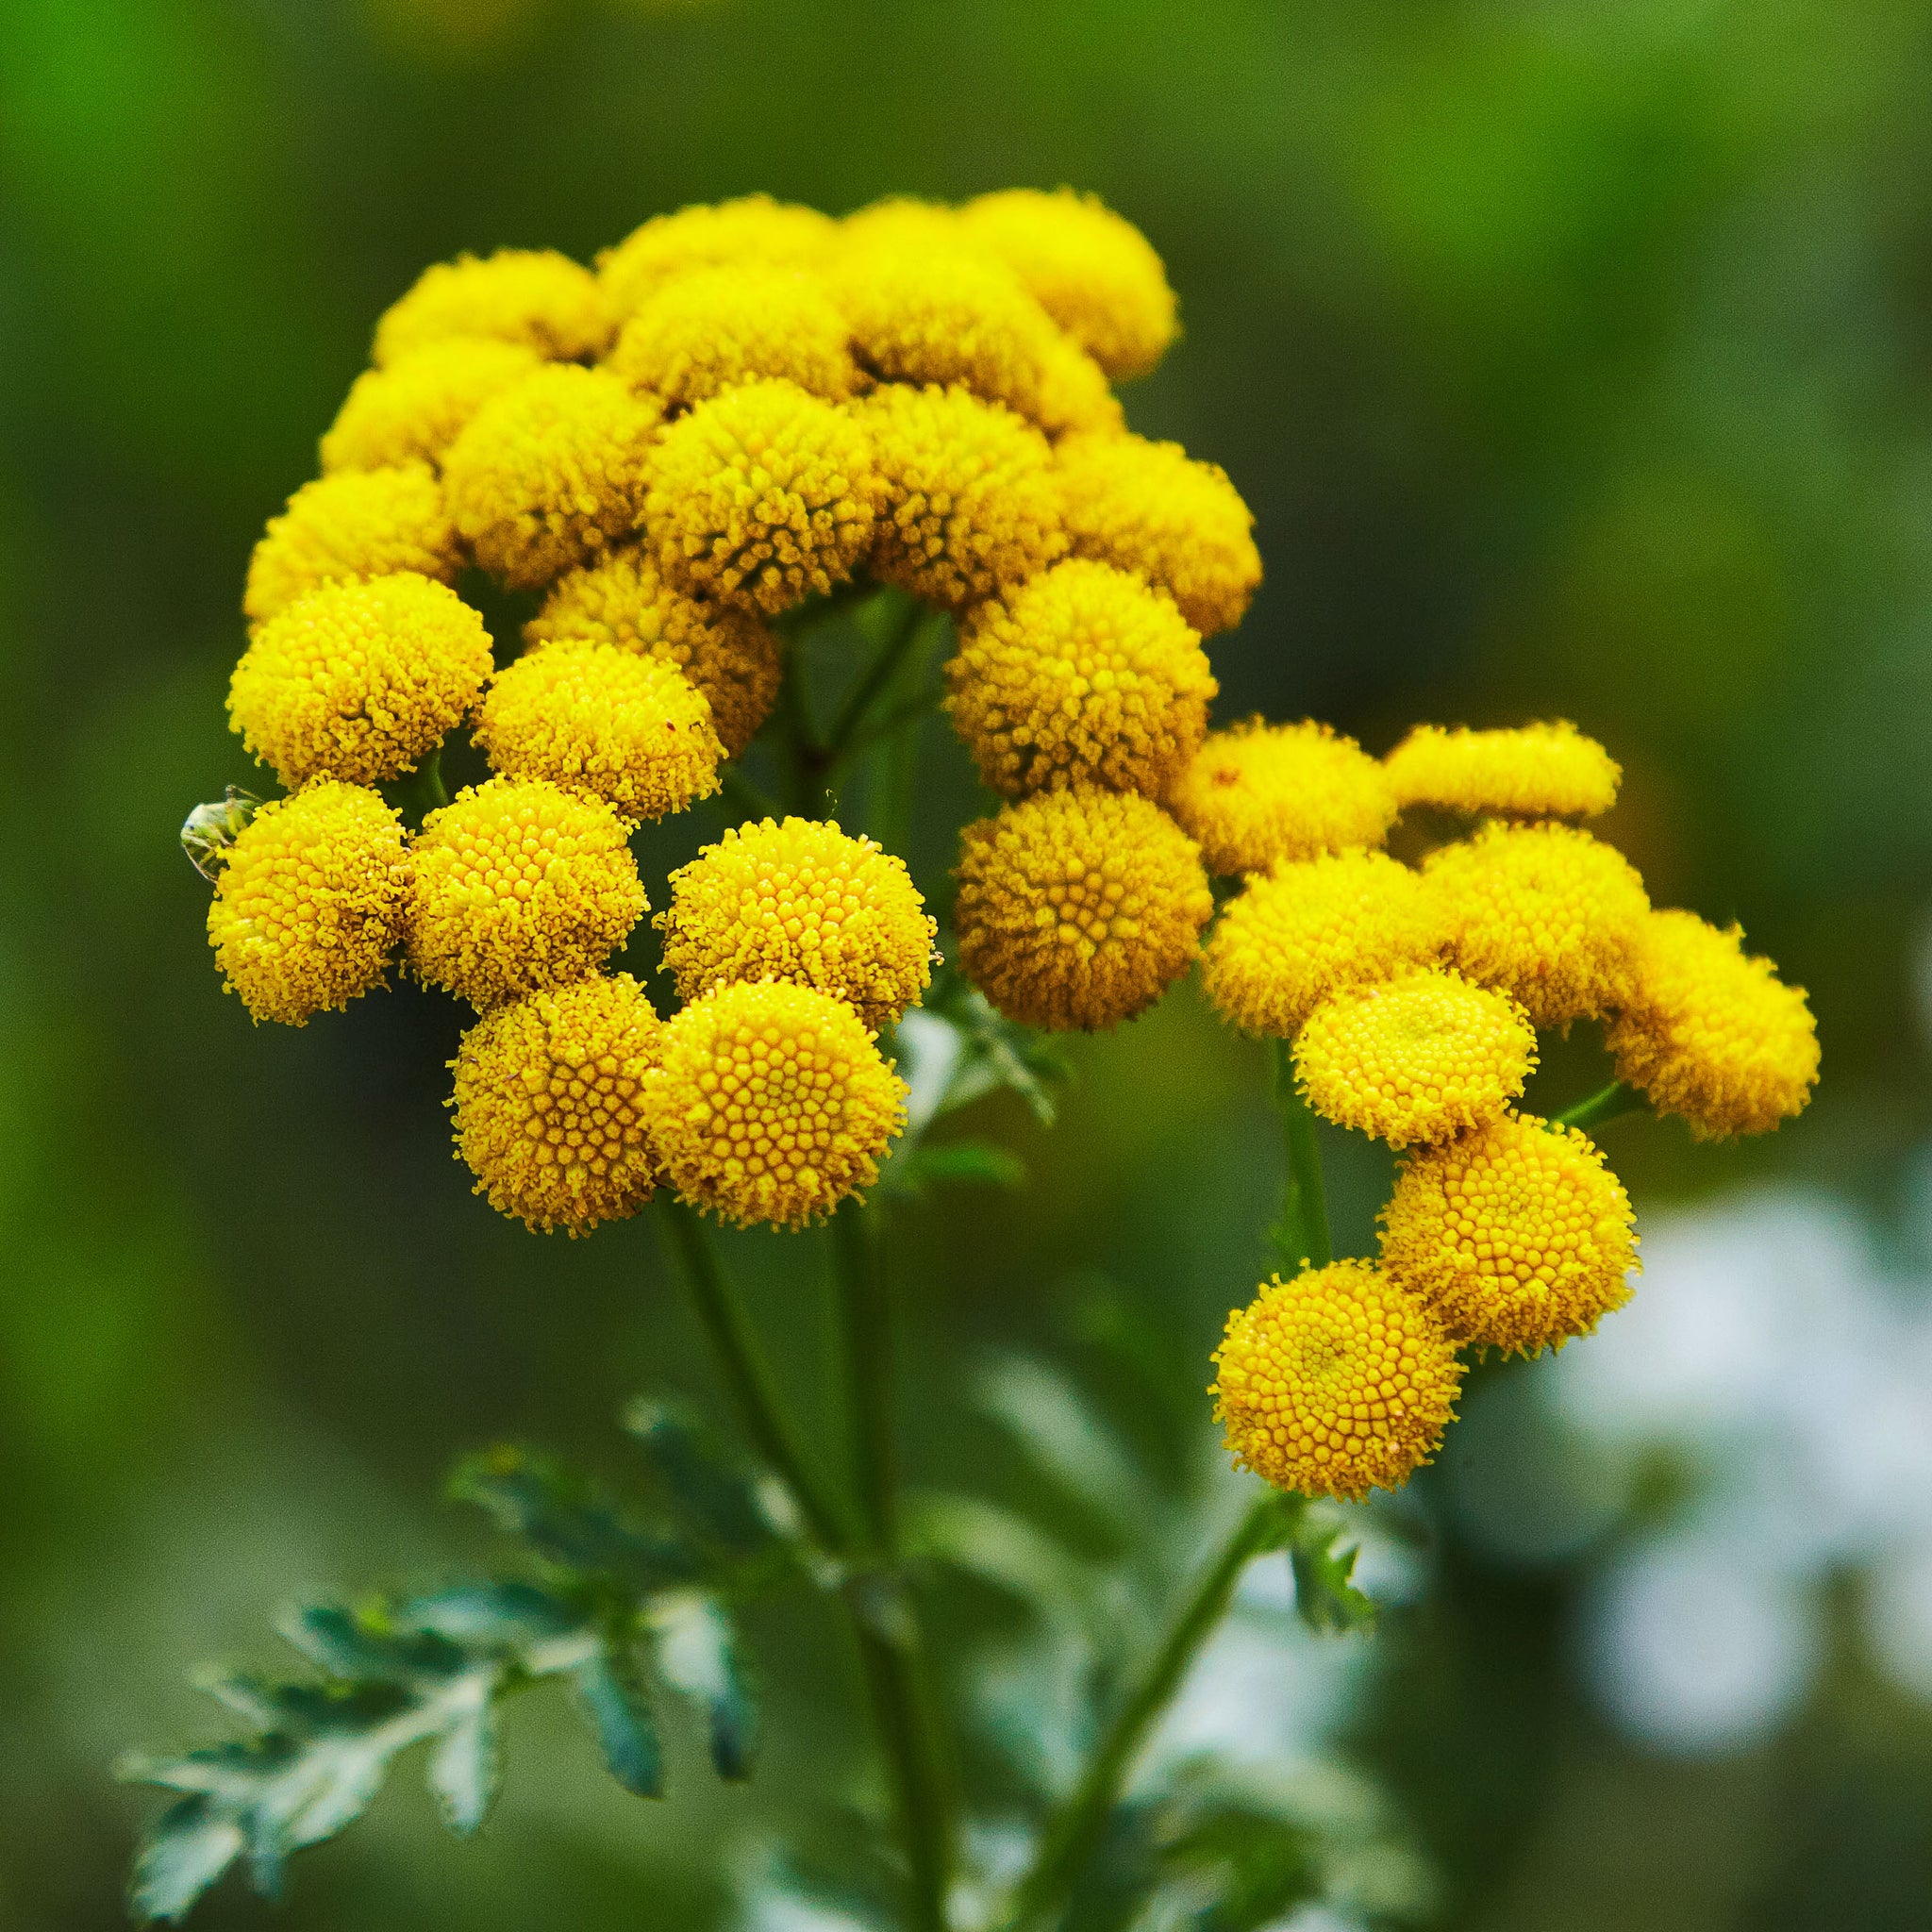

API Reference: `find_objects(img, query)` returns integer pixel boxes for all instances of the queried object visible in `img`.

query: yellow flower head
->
[946,558,1214,799]
[1211,1261,1460,1502]
[1605,909,1820,1138]
[642,377,880,615]
[643,979,908,1229]
[954,786,1212,1031]
[1055,430,1260,638]
[1295,965,1536,1147]
[658,817,936,1029]
[407,776,646,1009]
[475,641,722,820]
[451,973,664,1235]
[243,463,460,626]
[1201,849,1437,1039]
[839,196,969,256]
[443,364,663,590]
[373,248,614,366]
[608,261,858,408]
[1384,720,1622,820]
[1170,720,1399,876]
[959,188,1178,380]
[1424,820,1650,1029]
[321,337,543,475]
[859,383,1066,607]
[1380,1114,1637,1357]
[525,545,781,757]
[206,781,409,1025]
[598,195,838,318]
[228,571,491,788]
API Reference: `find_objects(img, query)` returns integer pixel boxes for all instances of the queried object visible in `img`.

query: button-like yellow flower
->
[643,980,908,1229]
[643,377,880,615]
[443,364,663,590]
[1202,850,1437,1039]
[658,818,935,1029]
[206,781,410,1025]
[243,463,460,626]
[475,641,722,820]
[1384,720,1621,820]
[229,572,491,788]
[372,247,613,365]
[839,196,970,256]
[1211,1261,1461,1502]
[859,383,1066,607]
[1295,965,1536,1147]
[1380,1114,1637,1356]
[598,195,838,318]
[1170,719,1399,876]
[1055,430,1260,638]
[407,776,646,1009]
[1606,909,1819,1138]
[954,786,1212,1030]
[450,973,664,1235]
[321,337,542,475]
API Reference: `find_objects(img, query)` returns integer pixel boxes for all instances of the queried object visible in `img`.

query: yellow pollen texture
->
[321,337,544,475]
[1384,720,1622,820]
[373,248,614,365]
[1211,1261,1460,1502]
[598,195,838,318]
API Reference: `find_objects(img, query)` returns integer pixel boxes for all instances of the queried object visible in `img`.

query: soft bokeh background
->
[5,0,1932,1925]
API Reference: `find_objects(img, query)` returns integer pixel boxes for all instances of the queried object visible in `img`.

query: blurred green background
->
[6,0,1932,1925]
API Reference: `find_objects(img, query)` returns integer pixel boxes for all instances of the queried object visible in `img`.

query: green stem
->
[1271,1040,1332,1273]
[826,595,929,764]
[1552,1079,1644,1133]
[832,1200,898,1555]
[719,765,782,825]
[411,744,450,819]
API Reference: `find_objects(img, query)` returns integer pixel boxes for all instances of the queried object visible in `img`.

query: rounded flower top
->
[1054,430,1260,638]
[228,572,491,788]
[643,979,908,1229]
[1202,849,1437,1039]
[598,195,838,318]
[525,546,781,757]
[450,973,664,1235]
[1295,965,1536,1148]
[1169,719,1399,875]
[859,383,1066,607]
[443,364,663,590]
[243,464,459,625]
[1380,1114,1637,1357]
[953,786,1211,1030]
[658,817,936,1029]
[1211,1261,1461,1502]
[1384,720,1621,820]
[206,781,409,1025]
[407,776,646,1009]
[373,248,614,366]
[321,337,544,475]
[475,641,723,820]
[945,558,1214,798]
[643,377,880,615]
[1606,909,1819,1138]
[839,196,970,256]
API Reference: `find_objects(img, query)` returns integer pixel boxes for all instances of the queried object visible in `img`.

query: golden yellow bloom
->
[451,973,663,1235]
[838,196,968,256]
[1295,966,1536,1147]
[1424,820,1650,1029]
[442,364,663,590]
[372,248,613,365]
[1606,909,1820,1137]
[954,786,1211,1030]
[321,337,542,475]
[1380,1114,1637,1356]
[960,188,1178,380]
[475,641,722,819]
[525,545,781,758]
[643,980,907,1229]
[598,195,838,317]
[229,572,491,788]
[643,377,880,615]
[1384,720,1621,820]
[243,463,460,626]
[1055,430,1260,638]
[658,817,936,1028]
[1211,1261,1460,1502]
[945,558,1213,797]
[859,383,1066,607]
[1201,850,1437,1039]
[206,781,409,1024]
[407,776,646,1008]
[1170,720,1399,875]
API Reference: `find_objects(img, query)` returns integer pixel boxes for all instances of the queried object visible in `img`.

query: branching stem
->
[1552,1079,1644,1133]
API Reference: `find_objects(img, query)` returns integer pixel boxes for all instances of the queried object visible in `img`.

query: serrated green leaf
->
[901,977,1071,1132]
[426,1690,498,1835]
[623,1399,774,1558]
[403,1580,581,1650]
[650,1592,757,1781]
[1289,1520,1375,1635]
[127,1797,245,1924]
[280,1602,464,1686]
[574,1635,664,1798]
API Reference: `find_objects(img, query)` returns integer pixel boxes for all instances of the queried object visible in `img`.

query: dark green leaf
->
[624,1400,774,1558]
[651,1593,758,1781]
[127,1798,245,1924]
[1289,1519,1376,1634]
[574,1635,664,1798]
